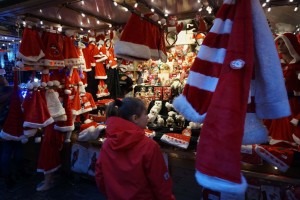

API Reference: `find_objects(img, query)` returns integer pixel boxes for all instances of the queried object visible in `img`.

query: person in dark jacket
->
[95,97,175,200]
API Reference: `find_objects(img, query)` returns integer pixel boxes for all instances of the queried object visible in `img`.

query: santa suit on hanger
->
[268,33,300,146]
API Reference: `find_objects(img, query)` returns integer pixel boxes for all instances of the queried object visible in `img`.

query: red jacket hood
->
[105,117,145,151]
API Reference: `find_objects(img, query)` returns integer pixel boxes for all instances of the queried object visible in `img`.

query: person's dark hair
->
[106,97,146,121]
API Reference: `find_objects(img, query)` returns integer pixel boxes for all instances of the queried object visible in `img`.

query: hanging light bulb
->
[87,18,90,24]
[81,13,85,17]
[40,20,43,25]
[266,0,270,2]
[96,6,99,12]
[198,0,201,3]
[124,7,128,12]
[274,166,278,170]
[134,2,138,8]
[151,8,155,12]
[113,1,117,6]
[22,20,26,26]
[81,0,85,5]
[289,0,294,2]
[198,7,202,12]
[88,30,91,33]
[39,9,43,13]
[58,14,62,19]
[267,6,271,12]
[58,26,62,32]
[81,21,83,25]
[262,2,266,7]
[80,28,83,31]
[294,5,299,12]
[97,20,100,24]
[108,23,112,28]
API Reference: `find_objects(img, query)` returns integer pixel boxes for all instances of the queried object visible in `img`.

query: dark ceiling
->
[0,0,299,38]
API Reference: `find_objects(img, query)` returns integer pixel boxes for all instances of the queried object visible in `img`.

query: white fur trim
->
[187,71,218,92]
[47,81,54,87]
[64,58,82,67]
[24,128,37,137]
[23,117,54,128]
[64,89,72,94]
[255,145,289,172]
[0,130,22,141]
[269,138,297,146]
[292,134,300,145]
[210,18,233,34]
[17,50,45,62]
[198,45,227,64]
[53,114,67,122]
[115,41,151,61]
[54,124,75,132]
[252,0,291,119]
[173,95,206,123]
[52,80,60,86]
[242,113,268,145]
[37,165,61,175]
[96,92,110,98]
[95,56,108,63]
[84,119,93,124]
[195,170,248,194]
[77,126,96,141]
[95,75,108,79]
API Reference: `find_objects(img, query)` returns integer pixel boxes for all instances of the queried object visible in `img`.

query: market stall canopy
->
[0,0,299,37]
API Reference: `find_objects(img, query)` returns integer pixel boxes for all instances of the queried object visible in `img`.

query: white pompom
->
[160,18,166,25]
[47,81,54,87]
[32,82,39,88]
[78,81,83,86]
[150,14,159,21]
[64,89,72,94]
[27,82,34,89]
[53,80,60,86]
[42,69,49,74]
[20,136,28,144]
[41,82,47,87]
[16,61,24,68]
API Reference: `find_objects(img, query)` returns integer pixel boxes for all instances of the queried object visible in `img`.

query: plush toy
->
[175,114,185,127]
[189,122,202,129]
[165,102,173,111]
[166,116,174,127]
[168,111,177,118]
[148,108,158,124]
[151,100,162,114]
[157,115,165,127]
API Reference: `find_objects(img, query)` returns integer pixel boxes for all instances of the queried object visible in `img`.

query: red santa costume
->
[173,0,290,195]
[40,31,64,67]
[267,33,300,146]
[37,123,64,174]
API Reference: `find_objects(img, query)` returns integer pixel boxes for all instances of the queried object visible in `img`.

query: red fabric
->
[55,92,74,132]
[42,32,64,67]
[18,27,44,62]
[1,72,24,139]
[63,36,81,66]
[95,62,107,79]
[95,117,174,200]
[196,0,254,183]
[37,123,64,173]
[23,89,53,128]
[82,47,92,71]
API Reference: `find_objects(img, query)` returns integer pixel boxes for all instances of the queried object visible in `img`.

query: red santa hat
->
[23,89,54,128]
[77,121,105,141]
[0,72,27,143]
[115,13,155,61]
[173,0,290,194]
[41,32,64,67]
[70,67,82,86]
[160,133,190,149]
[275,32,300,63]
[17,27,45,62]
[63,36,82,67]
[70,87,82,115]
[54,89,75,132]
[45,89,66,119]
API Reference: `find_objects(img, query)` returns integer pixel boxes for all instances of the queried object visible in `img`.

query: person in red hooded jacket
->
[95,97,175,200]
